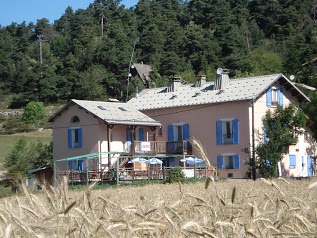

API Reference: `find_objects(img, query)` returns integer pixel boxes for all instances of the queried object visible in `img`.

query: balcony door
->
[168,123,189,142]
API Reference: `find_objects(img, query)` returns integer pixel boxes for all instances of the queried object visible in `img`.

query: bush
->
[22,101,45,127]
[166,167,185,184]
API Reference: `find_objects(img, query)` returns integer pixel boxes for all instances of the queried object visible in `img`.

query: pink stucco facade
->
[252,81,315,177]
[144,101,252,178]
[52,103,157,171]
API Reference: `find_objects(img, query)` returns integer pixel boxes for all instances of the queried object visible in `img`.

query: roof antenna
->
[126,38,139,102]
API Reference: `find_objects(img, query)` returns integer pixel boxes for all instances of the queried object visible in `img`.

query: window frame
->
[68,127,82,149]
[271,87,279,106]
[216,118,239,145]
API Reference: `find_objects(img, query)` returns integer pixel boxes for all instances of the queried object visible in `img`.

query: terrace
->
[57,166,215,185]
[54,152,214,185]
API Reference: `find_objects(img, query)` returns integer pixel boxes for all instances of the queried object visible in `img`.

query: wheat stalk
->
[191,138,211,167]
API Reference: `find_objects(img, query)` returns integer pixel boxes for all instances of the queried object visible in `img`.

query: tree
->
[4,138,53,180]
[22,101,45,126]
[303,92,317,140]
[254,104,306,178]
[4,138,30,178]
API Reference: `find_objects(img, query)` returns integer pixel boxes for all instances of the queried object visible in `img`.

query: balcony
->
[133,141,166,154]
[166,140,192,154]
[131,140,192,155]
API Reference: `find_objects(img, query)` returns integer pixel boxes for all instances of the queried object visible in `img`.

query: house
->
[130,62,152,88]
[49,69,315,179]
[127,70,314,178]
[48,100,162,173]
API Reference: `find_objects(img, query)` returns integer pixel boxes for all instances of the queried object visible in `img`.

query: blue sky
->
[0,0,138,27]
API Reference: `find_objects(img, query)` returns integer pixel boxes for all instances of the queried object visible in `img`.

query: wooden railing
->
[57,166,215,185]
[166,141,192,154]
[133,141,166,154]
[128,140,192,155]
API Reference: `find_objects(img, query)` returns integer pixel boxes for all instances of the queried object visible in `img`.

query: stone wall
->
[0,111,23,116]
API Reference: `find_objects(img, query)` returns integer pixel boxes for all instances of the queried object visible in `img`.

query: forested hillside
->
[1,0,317,107]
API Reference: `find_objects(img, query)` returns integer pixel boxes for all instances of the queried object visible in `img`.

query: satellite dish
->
[216,68,223,74]
[290,75,295,81]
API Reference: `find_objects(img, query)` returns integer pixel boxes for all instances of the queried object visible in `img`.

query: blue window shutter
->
[183,124,189,140]
[308,156,313,176]
[232,119,239,144]
[68,128,73,148]
[279,88,284,106]
[78,160,83,171]
[217,155,223,170]
[289,155,296,167]
[266,88,272,106]
[233,154,240,169]
[126,128,131,142]
[69,161,73,170]
[216,120,222,145]
[139,128,144,141]
[168,125,174,142]
[78,128,82,148]
[302,156,304,171]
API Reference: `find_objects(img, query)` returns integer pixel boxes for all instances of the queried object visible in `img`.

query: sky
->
[0,0,139,27]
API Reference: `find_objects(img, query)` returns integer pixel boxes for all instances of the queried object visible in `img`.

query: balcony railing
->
[166,140,192,154]
[133,141,166,154]
[129,140,192,155]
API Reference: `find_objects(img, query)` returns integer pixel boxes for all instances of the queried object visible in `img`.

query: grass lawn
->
[0,130,52,170]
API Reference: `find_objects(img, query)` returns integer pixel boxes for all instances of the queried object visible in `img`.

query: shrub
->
[166,167,185,183]
[22,101,45,127]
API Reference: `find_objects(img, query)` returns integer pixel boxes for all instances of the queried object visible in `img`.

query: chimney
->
[167,76,181,92]
[213,68,230,90]
[196,74,206,87]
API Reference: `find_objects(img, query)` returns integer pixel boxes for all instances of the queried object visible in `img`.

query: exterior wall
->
[52,104,102,171]
[52,103,159,171]
[143,101,251,179]
[253,81,315,177]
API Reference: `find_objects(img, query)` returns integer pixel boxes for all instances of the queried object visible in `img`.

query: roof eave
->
[47,100,74,122]
[254,74,310,103]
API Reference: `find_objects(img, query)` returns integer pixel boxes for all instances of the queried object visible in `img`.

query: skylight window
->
[97,105,107,110]
[118,107,127,111]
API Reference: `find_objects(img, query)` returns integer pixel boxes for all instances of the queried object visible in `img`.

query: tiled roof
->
[128,74,310,110]
[48,99,161,127]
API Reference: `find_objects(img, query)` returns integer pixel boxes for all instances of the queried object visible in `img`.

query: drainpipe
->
[107,124,113,170]
[251,99,256,180]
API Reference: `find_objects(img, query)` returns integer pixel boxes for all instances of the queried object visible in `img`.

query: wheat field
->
[0,178,317,237]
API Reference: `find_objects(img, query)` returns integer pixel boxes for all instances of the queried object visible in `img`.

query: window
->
[68,160,83,171]
[271,87,279,105]
[216,119,239,145]
[158,127,163,136]
[266,87,283,107]
[176,125,183,141]
[167,123,190,142]
[68,127,82,148]
[289,154,296,168]
[217,154,240,170]
[71,116,80,123]
[133,128,144,141]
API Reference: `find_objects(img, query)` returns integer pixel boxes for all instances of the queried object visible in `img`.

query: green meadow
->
[0,130,52,170]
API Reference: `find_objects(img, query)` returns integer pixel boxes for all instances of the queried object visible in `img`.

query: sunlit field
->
[0,178,317,237]
[0,130,52,170]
